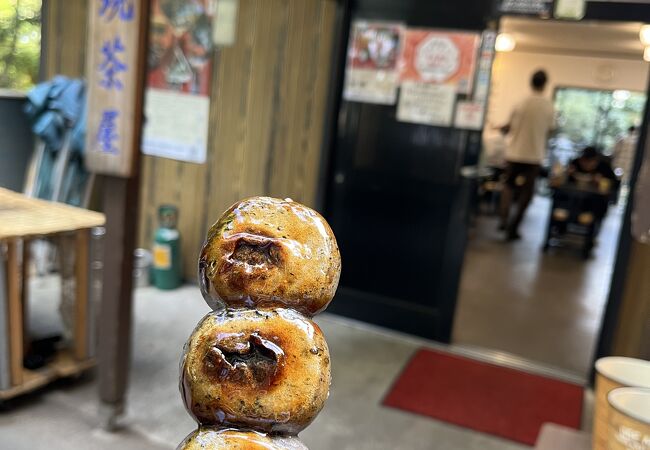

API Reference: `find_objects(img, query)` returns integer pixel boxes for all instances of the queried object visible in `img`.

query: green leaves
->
[0,0,42,91]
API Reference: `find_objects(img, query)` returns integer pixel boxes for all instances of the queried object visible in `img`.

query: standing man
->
[499,70,555,240]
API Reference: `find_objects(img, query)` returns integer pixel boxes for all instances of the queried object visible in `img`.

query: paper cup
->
[593,357,650,450]
[607,388,650,450]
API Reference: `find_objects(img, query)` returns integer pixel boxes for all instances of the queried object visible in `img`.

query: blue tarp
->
[23,76,89,205]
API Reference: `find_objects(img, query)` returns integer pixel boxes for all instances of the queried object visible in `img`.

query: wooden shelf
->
[0,349,95,401]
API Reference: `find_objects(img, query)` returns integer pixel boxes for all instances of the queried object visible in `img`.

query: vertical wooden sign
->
[85,0,145,177]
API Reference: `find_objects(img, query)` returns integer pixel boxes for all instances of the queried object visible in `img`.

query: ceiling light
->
[641,25,650,46]
[495,33,516,52]
[645,47,650,62]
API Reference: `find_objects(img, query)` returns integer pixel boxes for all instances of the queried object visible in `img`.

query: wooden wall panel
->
[43,0,338,280]
[137,156,209,282]
[612,241,650,359]
[43,0,88,79]
[137,0,338,280]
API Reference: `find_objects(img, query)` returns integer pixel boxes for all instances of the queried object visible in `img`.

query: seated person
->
[568,146,617,187]
[567,146,617,222]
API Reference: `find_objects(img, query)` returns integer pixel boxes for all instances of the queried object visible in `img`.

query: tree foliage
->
[0,0,42,90]
[555,87,646,156]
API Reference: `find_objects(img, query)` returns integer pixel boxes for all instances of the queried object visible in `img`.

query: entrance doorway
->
[452,16,650,379]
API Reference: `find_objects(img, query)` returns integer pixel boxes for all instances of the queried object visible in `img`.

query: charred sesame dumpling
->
[179,197,340,449]
[178,428,309,450]
[180,309,330,434]
[199,197,341,316]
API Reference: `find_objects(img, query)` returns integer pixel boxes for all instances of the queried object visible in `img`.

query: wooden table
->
[0,188,105,399]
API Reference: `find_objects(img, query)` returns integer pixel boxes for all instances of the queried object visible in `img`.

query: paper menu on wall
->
[397,82,456,126]
[454,101,485,130]
[143,89,210,164]
[343,21,403,105]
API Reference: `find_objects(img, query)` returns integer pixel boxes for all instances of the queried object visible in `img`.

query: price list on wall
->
[85,0,146,177]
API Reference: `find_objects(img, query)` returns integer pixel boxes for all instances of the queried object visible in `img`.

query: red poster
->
[148,0,213,96]
[343,21,403,105]
[399,30,480,94]
[143,0,214,164]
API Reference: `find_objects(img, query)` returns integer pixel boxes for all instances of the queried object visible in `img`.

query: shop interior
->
[453,16,649,380]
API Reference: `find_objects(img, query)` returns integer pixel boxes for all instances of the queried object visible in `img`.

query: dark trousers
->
[500,161,540,235]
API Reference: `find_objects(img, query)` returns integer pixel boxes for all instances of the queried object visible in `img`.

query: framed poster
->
[142,0,214,164]
[343,21,403,105]
[398,29,480,94]
[396,28,479,127]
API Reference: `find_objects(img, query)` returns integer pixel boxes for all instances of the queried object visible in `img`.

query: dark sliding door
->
[324,0,497,341]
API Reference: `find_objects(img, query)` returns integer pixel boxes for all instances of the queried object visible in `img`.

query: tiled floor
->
[1,284,530,450]
[453,195,621,378]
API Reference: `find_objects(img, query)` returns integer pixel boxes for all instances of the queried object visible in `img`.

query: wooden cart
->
[0,188,105,400]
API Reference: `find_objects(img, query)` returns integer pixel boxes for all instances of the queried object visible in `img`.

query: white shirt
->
[505,93,555,164]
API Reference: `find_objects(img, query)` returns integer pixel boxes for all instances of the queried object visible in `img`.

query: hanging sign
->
[343,21,403,105]
[142,0,214,164]
[85,0,147,177]
[499,0,553,17]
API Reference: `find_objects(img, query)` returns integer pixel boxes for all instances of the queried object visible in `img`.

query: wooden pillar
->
[86,0,150,427]
[611,241,650,359]
[98,176,140,425]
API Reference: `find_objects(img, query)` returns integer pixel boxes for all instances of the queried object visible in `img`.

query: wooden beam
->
[6,240,22,386]
[96,0,150,425]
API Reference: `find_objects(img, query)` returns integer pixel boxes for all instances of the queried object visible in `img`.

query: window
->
[0,0,42,91]
[552,87,646,165]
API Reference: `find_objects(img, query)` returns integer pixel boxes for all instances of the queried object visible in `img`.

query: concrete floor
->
[0,194,610,449]
[453,195,621,379]
[1,283,533,450]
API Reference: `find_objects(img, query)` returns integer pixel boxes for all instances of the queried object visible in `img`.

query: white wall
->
[486,51,650,127]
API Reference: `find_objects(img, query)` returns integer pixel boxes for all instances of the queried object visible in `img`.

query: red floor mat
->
[383,349,584,446]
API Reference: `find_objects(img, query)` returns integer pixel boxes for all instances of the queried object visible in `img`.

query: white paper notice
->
[454,101,485,130]
[397,82,455,126]
[143,89,210,164]
[344,69,399,105]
